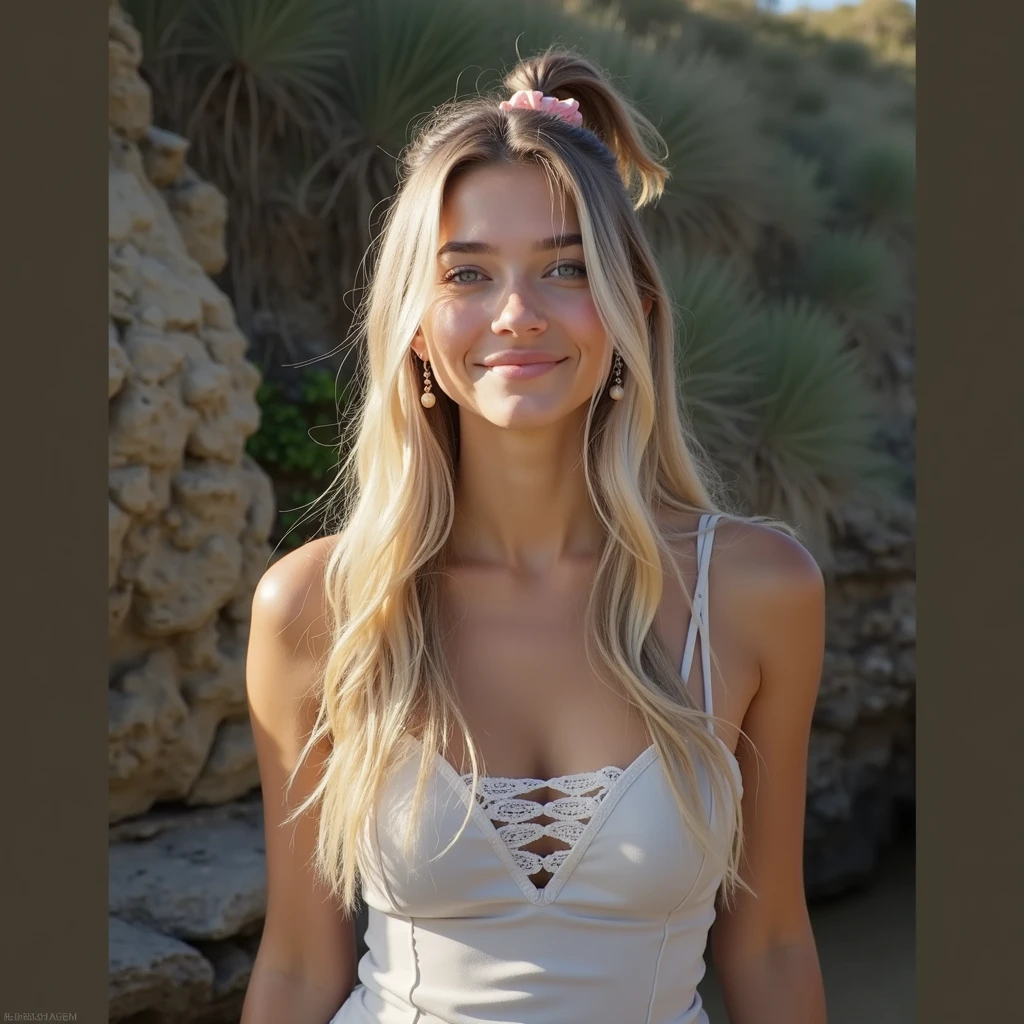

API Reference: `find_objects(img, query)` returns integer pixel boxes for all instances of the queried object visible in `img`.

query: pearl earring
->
[609,351,624,401]
[420,358,436,408]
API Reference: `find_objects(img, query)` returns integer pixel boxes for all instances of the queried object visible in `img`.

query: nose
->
[491,289,547,337]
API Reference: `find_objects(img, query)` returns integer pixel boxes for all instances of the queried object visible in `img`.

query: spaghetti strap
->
[680,513,721,733]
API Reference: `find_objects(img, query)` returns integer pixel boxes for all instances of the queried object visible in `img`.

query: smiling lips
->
[480,350,568,379]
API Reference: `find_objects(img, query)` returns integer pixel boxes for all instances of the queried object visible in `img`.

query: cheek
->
[561,291,609,352]
[426,299,484,358]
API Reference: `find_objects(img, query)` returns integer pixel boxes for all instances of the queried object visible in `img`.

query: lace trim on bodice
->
[462,766,625,877]
[457,513,721,882]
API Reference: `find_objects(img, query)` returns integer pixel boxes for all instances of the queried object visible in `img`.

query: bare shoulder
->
[712,517,826,704]
[710,516,824,602]
[250,535,340,657]
[657,508,822,596]
[658,510,823,693]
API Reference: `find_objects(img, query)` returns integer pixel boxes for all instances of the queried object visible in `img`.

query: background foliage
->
[125,0,916,556]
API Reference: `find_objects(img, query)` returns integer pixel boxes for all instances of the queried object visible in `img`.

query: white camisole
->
[332,514,740,1024]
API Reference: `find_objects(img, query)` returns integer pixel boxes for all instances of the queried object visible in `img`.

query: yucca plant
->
[824,38,873,76]
[777,109,861,187]
[125,0,351,325]
[760,146,834,247]
[633,52,770,251]
[687,13,752,62]
[304,0,498,246]
[744,298,890,556]
[567,0,688,39]
[802,230,907,339]
[841,134,915,228]
[657,244,762,475]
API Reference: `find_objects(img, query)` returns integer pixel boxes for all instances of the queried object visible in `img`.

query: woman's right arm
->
[240,538,358,1024]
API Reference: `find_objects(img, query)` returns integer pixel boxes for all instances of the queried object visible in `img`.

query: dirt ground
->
[699,838,915,1022]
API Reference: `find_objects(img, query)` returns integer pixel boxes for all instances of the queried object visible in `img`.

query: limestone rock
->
[109,501,132,588]
[165,168,230,274]
[109,324,130,397]
[190,937,260,1024]
[108,0,274,824]
[108,60,151,142]
[142,126,191,189]
[109,815,267,942]
[133,536,244,636]
[109,915,214,1022]
[110,464,153,516]
[187,717,261,807]
[109,790,262,845]
[803,328,916,899]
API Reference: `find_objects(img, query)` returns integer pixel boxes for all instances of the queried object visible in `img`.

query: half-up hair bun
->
[503,47,670,210]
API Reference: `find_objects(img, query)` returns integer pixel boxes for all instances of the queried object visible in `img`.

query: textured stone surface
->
[108,0,272,829]
[191,936,263,1024]
[109,815,267,943]
[109,915,214,1022]
[803,327,916,899]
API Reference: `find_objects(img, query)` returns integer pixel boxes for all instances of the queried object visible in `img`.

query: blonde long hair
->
[286,49,774,914]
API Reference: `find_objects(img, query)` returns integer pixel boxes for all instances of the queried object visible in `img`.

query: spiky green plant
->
[657,245,761,471]
[757,44,803,78]
[745,299,888,551]
[841,135,915,227]
[689,13,752,62]
[125,0,351,324]
[306,0,498,227]
[802,230,907,331]
[761,147,834,247]
[632,52,769,250]
[568,0,689,38]
[777,110,860,186]
[824,38,873,76]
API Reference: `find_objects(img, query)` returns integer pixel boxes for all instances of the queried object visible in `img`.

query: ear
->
[410,327,427,362]
[641,294,654,319]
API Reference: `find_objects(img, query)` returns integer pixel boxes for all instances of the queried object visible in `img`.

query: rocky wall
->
[806,494,916,898]
[109,2,275,1019]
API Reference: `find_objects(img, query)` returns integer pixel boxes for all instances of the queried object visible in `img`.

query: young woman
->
[241,50,828,1024]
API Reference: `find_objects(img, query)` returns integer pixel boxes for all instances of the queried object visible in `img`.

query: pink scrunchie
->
[498,90,583,127]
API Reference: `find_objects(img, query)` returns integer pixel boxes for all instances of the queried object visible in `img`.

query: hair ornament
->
[498,90,583,127]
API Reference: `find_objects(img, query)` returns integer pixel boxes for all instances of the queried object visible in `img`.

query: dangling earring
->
[420,358,436,408]
[609,351,624,401]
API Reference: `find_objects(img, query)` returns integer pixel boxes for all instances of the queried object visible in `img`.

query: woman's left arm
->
[711,529,828,1024]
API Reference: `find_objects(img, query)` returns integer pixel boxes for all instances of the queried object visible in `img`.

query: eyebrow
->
[436,233,584,259]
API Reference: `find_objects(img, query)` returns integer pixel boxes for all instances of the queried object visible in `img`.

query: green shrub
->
[246,367,354,546]
[761,148,834,247]
[841,136,916,226]
[825,38,873,76]
[745,298,889,545]
[802,230,907,328]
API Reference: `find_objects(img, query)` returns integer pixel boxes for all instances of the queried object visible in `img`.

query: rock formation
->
[109,2,274,1019]
[805,330,917,898]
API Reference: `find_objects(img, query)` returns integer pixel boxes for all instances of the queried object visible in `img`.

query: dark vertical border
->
[0,2,109,1020]
[917,2,1024,1021]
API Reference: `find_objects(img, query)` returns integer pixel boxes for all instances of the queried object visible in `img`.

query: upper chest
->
[434,543,757,779]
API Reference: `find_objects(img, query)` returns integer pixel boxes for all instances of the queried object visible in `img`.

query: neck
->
[448,406,605,576]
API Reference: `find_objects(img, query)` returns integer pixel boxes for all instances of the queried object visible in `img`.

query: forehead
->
[439,162,580,245]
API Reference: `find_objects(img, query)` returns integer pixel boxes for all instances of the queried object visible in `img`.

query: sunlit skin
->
[410,162,651,573]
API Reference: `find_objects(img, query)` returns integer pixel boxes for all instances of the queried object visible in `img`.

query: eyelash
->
[441,261,587,285]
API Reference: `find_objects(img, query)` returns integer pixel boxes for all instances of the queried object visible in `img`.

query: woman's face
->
[411,162,617,429]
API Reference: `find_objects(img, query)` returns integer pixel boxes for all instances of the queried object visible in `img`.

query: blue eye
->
[549,262,587,279]
[443,268,485,284]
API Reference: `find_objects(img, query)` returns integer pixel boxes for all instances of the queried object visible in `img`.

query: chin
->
[481,399,572,430]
